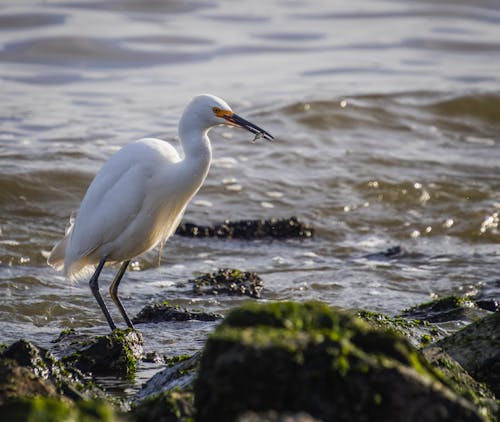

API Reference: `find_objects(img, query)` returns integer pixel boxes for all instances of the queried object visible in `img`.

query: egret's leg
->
[89,256,117,331]
[109,260,134,329]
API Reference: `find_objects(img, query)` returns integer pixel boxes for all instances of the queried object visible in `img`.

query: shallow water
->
[0,0,499,394]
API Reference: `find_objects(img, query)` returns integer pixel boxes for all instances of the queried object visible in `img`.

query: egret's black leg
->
[109,260,134,329]
[89,256,117,331]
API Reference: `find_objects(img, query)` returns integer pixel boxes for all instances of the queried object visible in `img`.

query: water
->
[1,0,499,393]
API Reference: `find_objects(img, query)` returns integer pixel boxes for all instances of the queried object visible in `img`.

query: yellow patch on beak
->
[214,108,233,119]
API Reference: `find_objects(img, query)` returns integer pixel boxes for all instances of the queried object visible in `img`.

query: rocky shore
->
[0,218,498,421]
[1,293,497,421]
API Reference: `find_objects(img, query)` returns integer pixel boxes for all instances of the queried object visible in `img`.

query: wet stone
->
[134,354,200,403]
[399,296,489,323]
[176,216,313,239]
[195,301,487,422]
[237,411,321,422]
[0,339,114,420]
[132,303,222,324]
[191,268,264,299]
[422,346,497,420]
[130,388,195,422]
[436,311,500,397]
[60,329,143,379]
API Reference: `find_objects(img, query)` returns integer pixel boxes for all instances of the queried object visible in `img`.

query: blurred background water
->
[0,0,499,392]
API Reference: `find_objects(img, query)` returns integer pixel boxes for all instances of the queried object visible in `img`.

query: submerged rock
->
[131,355,199,422]
[357,310,443,348]
[237,410,321,422]
[195,301,486,422]
[132,303,222,324]
[191,268,264,298]
[59,329,144,379]
[0,339,115,420]
[422,347,497,420]
[0,397,115,422]
[436,311,500,397]
[134,354,199,402]
[400,296,489,323]
[130,388,194,422]
[176,216,313,239]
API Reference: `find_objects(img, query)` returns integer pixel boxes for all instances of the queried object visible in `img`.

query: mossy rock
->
[0,339,105,404]
[422,347,498,420]
[357,310,443,348]
[400,296,488,323]
[191,268,264,299]
[130,388,194,422]
[132,303,222,324]
[176,216,313,239]
[195,301,487,422]
[62,329,143,379]
[236,410,321,422]
[0,396,115,422]
[134,353,199,403]
[436,311,500,397]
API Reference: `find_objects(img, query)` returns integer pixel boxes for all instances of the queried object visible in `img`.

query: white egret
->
[48,94,273,330]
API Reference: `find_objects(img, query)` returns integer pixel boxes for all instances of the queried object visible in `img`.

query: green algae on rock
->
[422,347,498,421]
[130,388,195,422]
[176,216,313,239]
[357,310,443,348]
[0,397,115,422]
[0,339,116,421]
[132,303,222,324]
[195,301,488,422]
[400,296,488,324]
[191,268,264,298]
[436,311,500,397]
[61,329,143,379]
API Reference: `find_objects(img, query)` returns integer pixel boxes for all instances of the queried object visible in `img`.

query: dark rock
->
[176,216,313,239]
[191,268,264,298]
[61,329,143,379]
[363,245,405,260]
[132,303,222,324]
[237,410,321,422]
[422,347,497,420]
[475,299,499,313]
[357,310,444,348]
[436,311,500,396]
[0,397,115,422]
[0,339,104,403]
[134,354,199,402]
[0,339,115,420]
[130,388,194,422]
[399,296,488,323]
[195,301,486,422]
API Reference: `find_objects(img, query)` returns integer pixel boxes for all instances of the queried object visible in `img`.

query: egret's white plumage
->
[48,94,273,330]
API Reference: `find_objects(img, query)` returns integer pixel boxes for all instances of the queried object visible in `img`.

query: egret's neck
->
[178,114,212,180]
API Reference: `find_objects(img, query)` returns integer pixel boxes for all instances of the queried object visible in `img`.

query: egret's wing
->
[66,139,181,264]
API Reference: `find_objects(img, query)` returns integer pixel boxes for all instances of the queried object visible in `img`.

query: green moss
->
[131,388,194,422]
[165,355,193,367]
[225,301,364,333]
[196,301,485,422]
[0,397,115,422]
[403,296,473,314]
[357,310,442,348]
[61,329,142,380]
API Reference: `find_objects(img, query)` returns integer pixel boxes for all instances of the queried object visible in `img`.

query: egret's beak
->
[223,112,274,141]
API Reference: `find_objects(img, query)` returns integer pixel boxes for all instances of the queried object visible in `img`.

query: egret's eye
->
[213,107,221,114]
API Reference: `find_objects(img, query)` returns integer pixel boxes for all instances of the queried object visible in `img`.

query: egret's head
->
[185,94,273,140]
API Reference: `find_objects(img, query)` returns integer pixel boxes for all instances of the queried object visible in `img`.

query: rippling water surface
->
[1,0,499,393]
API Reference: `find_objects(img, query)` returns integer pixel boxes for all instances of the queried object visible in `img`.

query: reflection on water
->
[0,0,499,394]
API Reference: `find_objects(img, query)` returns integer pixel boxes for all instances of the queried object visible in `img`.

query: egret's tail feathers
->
[48,235,95,281]
[65,258,95,282]
[47,236,68,271]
